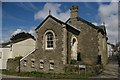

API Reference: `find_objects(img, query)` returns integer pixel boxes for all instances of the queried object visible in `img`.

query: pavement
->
[92,56,120,79]
[94,62,119,78]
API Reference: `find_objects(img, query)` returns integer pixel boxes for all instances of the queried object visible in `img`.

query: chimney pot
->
[70,5,78,19]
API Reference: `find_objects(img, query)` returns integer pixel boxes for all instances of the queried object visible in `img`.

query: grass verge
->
[2,70,93,79]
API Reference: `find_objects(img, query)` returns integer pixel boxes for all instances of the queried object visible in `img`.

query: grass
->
[1,70,93,79]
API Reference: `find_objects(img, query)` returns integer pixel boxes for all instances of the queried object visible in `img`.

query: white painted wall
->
[0,47,12,69]
[12,38,35,58]
[0,38,35,69]
[107,44,113,57]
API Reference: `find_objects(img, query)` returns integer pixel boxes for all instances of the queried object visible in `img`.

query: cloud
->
[28,30,34,34]
[11,28,36,37]
[28,29,36,37]
[0,40,4,43]
[92,22,98,26]
[34,3,70,22]
[98,2,118,44]
[11,29,24,36]
[16,2,37,12]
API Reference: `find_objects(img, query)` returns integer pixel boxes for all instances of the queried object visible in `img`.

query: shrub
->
[14,56,23,61]
[70,60,77,65]
[2,69,92,79]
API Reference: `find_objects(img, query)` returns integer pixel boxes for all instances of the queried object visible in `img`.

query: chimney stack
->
[70,5,78,19]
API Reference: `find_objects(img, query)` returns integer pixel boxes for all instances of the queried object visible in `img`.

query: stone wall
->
[67,19,99,65]
[98,31,108,66]
[7,57,22,71]
[20,17,66,73]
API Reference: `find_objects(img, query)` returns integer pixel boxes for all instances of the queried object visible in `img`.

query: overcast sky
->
[2,1,118,44]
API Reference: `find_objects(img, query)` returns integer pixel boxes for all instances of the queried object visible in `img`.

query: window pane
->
[46,32,54,48]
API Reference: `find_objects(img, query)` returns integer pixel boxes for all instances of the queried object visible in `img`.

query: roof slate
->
[66,17,102,30]
[35,15,80,32]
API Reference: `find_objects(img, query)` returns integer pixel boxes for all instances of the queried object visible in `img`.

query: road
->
[1,74,120,80]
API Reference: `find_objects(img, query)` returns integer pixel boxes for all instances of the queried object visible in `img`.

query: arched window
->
[46,32,53,49]
[71,36,78,60]
[44,30,55,49]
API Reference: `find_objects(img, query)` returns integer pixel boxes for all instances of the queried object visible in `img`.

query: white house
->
[0,37,35,69]
[107,44,113,57]
[11,38,35,58]
[0,44,12,69]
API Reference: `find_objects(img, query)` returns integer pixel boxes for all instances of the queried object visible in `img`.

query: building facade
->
[20,5,108,73]
[0,38,35,69]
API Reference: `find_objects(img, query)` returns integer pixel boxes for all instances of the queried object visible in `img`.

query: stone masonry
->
[19,5,108,73]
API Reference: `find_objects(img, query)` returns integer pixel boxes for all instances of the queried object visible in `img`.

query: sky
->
[1,1,118,44]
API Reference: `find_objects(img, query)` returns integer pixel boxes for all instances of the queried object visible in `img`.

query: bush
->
[86,65,103,76]
[65,65,78,73]
[70,60,77,65]
[14,56,23,61]
[2,70,92,79]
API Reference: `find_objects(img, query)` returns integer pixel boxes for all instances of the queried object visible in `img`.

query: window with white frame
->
[23,60,27,67]
[40,60,44,69]
[31,59,35,68]
[49,60,54,70]
[46,32,54,49]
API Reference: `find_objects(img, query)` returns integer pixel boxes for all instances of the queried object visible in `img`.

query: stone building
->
[20,5,108,73]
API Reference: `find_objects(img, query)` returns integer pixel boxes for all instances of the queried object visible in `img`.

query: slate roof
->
[66,17,107,35]
[66,17,102,30]
[35,15,80,32]
[35,14,107,36]
[0,42,11,48]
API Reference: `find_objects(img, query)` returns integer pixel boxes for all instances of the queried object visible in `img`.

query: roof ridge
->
[35,15,80,32]
[66,17,101,30]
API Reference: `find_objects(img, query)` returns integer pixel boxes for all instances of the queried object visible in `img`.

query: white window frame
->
[71,35,78,60]
[49,60,54,70]
[44,30,55,50]
[31,59,35,68]
[40,60,44,69]
[23,60,27,67]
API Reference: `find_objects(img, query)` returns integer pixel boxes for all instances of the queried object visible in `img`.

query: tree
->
[10,32,35,41]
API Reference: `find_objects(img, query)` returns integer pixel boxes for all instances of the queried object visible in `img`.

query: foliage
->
[70,60,77,65]
[10,32,35,41]
[2,70,93,79]
[8,56,22,61]
[65,65,78,73]
[86,65,103,76]
[14,56,23,61]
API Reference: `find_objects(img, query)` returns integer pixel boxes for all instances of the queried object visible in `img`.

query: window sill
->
[45,48,54,50]
[40,67,43,69]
